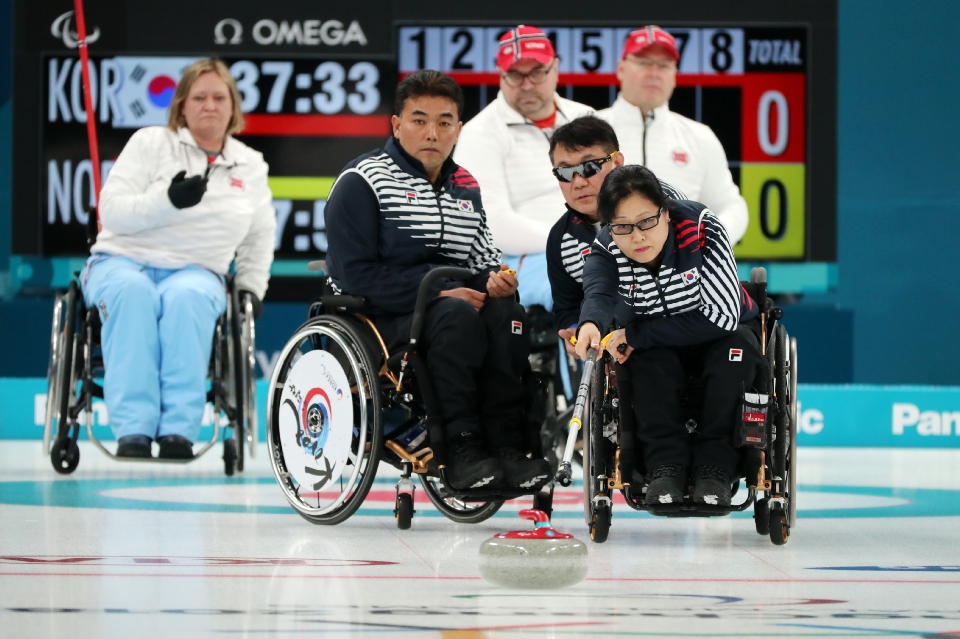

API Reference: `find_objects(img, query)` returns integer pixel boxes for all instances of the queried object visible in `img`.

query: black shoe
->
[116,435,152,458]
[645,464,687,505]
[157,435,194,460]
[693,466,732,506]
[445,434,502,489]
[496,447,551,489]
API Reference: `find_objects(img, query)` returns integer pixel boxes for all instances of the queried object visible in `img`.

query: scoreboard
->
[399,25,808,259]
[13,1,836,299]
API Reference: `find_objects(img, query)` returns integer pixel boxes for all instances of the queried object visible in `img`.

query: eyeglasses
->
[609,208,665,235]
[552,152,618,183]
[625,57,677,72]
[501,60,555,87]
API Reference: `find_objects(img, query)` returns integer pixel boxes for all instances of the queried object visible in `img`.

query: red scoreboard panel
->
[399,26,808,260]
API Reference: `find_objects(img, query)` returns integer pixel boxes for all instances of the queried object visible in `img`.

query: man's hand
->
[605,328,634,364]
[558,328,577,356]
[575,322,601,361]
[438,287,487,311]
[486,264,518,298]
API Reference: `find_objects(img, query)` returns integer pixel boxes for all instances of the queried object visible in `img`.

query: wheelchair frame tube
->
[409,267,474,345]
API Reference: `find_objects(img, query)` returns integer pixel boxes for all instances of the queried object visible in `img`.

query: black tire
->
[419,474,503,524]
[532,490,554,520]
[267,315,383,526]
[590,502,611,543]
[754,497,770,535]
[223,438,238,476]
[788,337,798,529]
[395,493,414,530]
[50,437,80,474]
[770,505,790,545]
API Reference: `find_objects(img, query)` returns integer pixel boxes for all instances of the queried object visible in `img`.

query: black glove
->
[167,169,208,209]
[239,290,263,320]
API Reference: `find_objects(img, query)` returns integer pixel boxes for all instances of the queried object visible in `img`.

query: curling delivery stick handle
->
[555,348,598,486]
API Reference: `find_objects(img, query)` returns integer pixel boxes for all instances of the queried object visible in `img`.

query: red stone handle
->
[519,509,550,524]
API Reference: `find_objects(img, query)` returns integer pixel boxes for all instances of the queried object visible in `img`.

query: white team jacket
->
[599,95,749,244]
[93,126,276,298]
[453,92,594,255]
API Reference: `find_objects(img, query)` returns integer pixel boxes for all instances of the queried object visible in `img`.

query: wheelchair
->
[266,266,557,529]
[43,275,258,476]
[556,267,798,545]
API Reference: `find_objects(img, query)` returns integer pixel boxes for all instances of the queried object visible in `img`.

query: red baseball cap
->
[621,26,680,62]
[497,25,556,71]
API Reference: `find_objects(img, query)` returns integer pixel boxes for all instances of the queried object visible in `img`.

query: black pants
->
[626,324,762,477]
[374,297,531,448]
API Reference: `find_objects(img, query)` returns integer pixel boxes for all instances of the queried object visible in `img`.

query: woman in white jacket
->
[81,59,276,459]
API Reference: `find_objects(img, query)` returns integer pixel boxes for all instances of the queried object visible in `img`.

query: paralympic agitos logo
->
[214,18,367,46]
[51,11,100,49]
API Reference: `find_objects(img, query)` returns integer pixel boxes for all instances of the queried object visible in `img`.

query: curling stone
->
[478,509,588,589]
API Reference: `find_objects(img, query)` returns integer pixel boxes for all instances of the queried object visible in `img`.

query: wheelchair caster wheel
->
[51,438,80,475]
[395,493,414,530]
[223,439,238,476]
[769,505,790,545]
[589,503,611,543]
[754,497,770,535]
[532,491,553,520]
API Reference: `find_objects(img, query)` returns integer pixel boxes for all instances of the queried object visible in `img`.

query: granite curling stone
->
[478,509,588,589]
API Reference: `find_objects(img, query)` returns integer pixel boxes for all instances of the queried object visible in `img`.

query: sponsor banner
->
[4,381,960,446]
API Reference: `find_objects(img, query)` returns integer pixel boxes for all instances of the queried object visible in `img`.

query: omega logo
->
[214,19,243,45]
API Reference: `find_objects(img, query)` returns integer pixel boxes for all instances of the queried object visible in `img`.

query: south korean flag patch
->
[680,268,700,285]
[457,199,474,213]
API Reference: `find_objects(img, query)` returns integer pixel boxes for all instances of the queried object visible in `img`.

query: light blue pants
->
[503,253,553,310]
[81,254,227,443]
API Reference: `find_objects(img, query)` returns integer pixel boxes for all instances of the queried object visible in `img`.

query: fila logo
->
[229,176,244,191]
[729,349,743,362]
[580,247,591,257]
[457,199,474,212]
[511,321,523,335]
[405,191,418,205]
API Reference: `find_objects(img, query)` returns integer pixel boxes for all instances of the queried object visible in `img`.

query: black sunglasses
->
[609,208,666,235]
[552,152,617,183]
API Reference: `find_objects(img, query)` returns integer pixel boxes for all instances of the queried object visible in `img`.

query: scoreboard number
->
[736,164,805,258]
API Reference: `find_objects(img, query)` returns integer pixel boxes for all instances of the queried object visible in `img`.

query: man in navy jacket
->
[325,71,551,491]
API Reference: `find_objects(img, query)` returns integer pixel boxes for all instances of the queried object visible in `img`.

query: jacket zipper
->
[641,111,654,166]
[433,184,445,251]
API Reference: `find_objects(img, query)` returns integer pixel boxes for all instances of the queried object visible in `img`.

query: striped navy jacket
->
[579,200,758,349]
[546,179,685,330]
[325,136,502,316]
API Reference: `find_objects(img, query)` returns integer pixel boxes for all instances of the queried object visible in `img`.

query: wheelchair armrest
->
[321,294,368,311]
[410,266,474,344]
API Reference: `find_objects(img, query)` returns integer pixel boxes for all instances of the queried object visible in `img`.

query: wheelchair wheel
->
[788,336,798,529]
[223,438,237,476]
[44,290,68,454]
[754,497,770,535]
[50,282,81,474]
[234,291,259,469]
[590,502,611,543]
[770,504,789,545]
[267,315,383,525]
[582,355,608,528]
[51,437,80,474]
[419,474,503,524]
[395,493,414,530]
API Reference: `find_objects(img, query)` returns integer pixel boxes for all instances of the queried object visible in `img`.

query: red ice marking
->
[133,558,170,564]
[0,556,101,564]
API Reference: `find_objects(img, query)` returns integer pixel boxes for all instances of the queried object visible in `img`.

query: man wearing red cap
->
[454,25,594,308]
[600,26,748,243]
